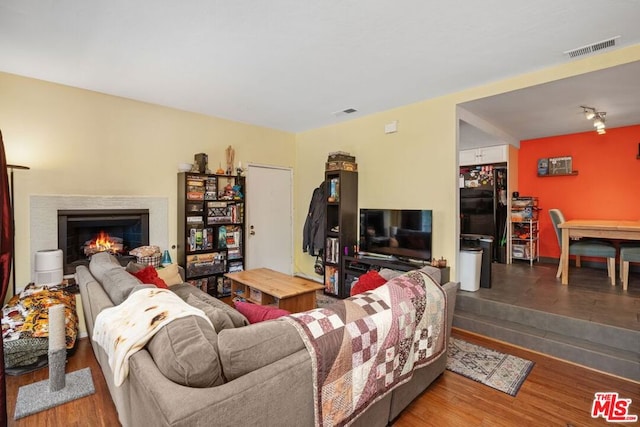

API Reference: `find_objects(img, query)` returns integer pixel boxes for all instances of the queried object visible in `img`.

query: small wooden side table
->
[225,268,324,313]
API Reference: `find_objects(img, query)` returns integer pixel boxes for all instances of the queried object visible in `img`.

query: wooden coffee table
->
[225,268,324,313]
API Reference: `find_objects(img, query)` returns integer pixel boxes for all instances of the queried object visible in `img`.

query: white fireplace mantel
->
[30,195,169,274]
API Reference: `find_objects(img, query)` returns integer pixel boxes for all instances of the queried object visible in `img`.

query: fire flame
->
[83,231,125,257]
[93,231,114,252]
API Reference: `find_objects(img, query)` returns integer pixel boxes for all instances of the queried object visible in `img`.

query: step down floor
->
[453,293,640,381]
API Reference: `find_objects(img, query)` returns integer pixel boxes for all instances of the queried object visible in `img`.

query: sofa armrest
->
[441,281,459,341]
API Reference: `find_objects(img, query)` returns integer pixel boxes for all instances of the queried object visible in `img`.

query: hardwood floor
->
[394,329,640,427]
[5,331,639,426]
[5,338,118,427]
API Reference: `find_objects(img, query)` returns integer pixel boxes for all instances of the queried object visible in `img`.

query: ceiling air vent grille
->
[564,36,620,58]
[332,108,358,117]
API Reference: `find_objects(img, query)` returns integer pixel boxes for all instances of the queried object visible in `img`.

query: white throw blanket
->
[93,288,212,386]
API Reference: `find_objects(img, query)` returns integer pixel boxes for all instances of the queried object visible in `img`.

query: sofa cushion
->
[378,268,403,281]
[147,315,224,388]
[89,251,122,283]
[171,284,249,328]
[234,301,290,324]
[125,261,146,274]
[156,263,183,286]
[100,266,143,305]
[186,294,235,332]
[218,320,304,381]
[130,265,169,289]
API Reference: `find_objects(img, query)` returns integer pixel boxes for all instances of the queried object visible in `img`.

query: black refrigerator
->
[460,164,508,263]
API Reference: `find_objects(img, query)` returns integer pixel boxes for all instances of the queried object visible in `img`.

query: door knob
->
[250,225,255,235]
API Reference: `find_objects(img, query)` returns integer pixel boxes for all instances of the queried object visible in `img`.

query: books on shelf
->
[228,260,243,272]
[204,176,217,200]
[186,176,205,200]
[216,276,231,296]
[324,265,339,295]
[206,201,243,224]
[187,278,209,293]
[325,237,340,264]
[187,225,214,251]
[186,252,226,277]
[328,178,340,202]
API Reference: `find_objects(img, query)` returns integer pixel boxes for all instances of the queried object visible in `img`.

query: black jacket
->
[302,182,326,256]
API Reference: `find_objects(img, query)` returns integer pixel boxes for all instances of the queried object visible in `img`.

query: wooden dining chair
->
[549,209,616,285]
[620,245,640,291]
[619,241,638,282]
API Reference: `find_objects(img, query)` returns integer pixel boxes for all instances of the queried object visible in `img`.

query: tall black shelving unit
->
[323,169,358,298]
[177,172,245,298]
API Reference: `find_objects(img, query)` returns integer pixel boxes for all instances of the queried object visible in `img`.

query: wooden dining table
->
[558,219,640,285]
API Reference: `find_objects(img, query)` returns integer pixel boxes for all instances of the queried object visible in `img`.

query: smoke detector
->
[563,36,620,58]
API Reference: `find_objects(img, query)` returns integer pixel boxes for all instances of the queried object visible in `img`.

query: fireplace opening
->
[58,209,149,274]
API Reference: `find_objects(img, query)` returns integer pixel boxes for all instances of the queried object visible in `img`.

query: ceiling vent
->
[332,108,358,117]
[564,36,620,58]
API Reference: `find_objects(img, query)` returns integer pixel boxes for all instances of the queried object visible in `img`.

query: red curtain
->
[0,130,12,427]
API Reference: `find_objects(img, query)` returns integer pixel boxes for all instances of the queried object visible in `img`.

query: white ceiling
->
[2,0,640,134]
[459,60,640,145]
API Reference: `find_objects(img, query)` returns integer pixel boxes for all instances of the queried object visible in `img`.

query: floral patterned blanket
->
[1,284,79,368]
[283,270,446,427]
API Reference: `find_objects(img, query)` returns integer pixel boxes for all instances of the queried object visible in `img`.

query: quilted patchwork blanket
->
[283,270,446,427]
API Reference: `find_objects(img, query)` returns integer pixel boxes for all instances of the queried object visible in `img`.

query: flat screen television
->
[359,209,433,262]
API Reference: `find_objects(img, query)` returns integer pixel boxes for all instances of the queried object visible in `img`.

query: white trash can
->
[459,249,482,292]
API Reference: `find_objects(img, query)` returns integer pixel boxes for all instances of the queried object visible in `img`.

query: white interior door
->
[245,164,293,274]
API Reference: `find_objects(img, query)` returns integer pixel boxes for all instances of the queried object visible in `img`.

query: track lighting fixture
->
[580,106,606,134]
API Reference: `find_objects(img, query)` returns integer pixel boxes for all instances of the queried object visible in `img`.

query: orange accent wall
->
[518,124,640,259]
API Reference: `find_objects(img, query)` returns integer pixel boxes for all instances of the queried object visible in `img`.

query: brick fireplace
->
[58,209,150,274]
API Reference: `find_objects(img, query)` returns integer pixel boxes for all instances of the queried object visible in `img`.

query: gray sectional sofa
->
[76,252,458,427]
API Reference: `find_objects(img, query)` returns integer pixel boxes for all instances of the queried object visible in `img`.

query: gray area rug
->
[316,290,340,308]
[446,337,534,396]
[14,367,95,420]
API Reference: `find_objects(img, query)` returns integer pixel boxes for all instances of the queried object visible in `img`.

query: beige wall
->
[294,44,640,281]
[2,43,640,300]
[0,72,295,298]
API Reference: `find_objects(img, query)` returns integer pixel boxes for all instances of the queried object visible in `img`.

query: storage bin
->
[136,254,162,267]
[511,207,539,222]
[325,161,358,171]
[512,242,535,259]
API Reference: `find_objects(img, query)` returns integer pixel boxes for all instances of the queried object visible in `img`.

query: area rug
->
[315,290,340,308]
[446,337,534,396]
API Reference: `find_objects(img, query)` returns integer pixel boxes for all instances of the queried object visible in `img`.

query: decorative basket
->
[136,254,162,267]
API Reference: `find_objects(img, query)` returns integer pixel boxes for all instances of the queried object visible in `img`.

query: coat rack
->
[6,164,29,296]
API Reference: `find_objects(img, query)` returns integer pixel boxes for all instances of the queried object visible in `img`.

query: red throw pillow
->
[130,265,169,289]
[350,270,387,296]
[234,301,290,324]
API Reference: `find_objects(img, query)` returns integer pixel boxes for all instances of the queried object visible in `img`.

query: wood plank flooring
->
[394,329,640,427]
[5,330,639,426]
[5,338,118,427]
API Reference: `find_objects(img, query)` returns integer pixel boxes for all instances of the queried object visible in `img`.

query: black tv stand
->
[341,255,450,297]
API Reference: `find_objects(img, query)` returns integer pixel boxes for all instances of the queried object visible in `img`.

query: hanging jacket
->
[302,181,326,256]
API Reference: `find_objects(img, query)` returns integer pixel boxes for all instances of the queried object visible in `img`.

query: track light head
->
[580,106,607,134]
[584,109,596,120]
